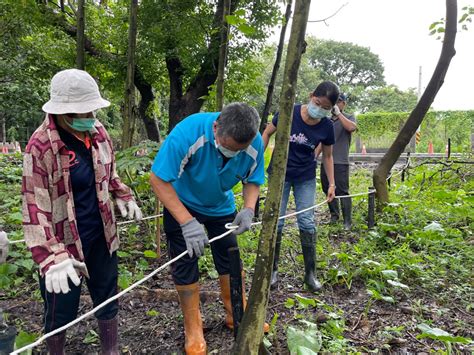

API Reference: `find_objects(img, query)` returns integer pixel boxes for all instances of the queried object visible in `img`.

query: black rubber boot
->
[46,331,66,355]
[270,231,283,289]
[341,196,352,231]
[328,199,340,223]
[299,230,322,292]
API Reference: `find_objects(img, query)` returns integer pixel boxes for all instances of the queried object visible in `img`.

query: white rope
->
[386,157,411,181]
[335,190,376,199]
[7,239,25,244]
[116,213,163,226]
[9,189,376,248]
[13,193,357,354]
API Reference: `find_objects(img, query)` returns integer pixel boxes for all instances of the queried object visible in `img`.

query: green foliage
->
[305,37,385,89]
[359,85,418,113]
[287,320,322,355]
[355,110,474,152]
[14,329,38,350]
[258,37,387,114]
[83,329,99,345]
[429,6,474,39]
[417,323,472,344]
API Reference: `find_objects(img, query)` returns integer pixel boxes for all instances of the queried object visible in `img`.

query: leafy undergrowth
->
[0,152,473,353]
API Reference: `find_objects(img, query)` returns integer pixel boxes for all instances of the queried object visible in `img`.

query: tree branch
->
[307,3,347,23]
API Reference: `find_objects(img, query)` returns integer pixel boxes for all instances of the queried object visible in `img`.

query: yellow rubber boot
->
[218,274,270,333]
[176,282,207,355]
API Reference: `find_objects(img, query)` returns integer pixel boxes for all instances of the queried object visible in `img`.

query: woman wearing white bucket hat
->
[22,69,142,355]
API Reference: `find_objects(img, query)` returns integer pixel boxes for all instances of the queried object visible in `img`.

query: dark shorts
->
[164,206,238,285]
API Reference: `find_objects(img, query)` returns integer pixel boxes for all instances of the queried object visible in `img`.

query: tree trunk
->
[232,0,311,353]
[259,0,292,133]
[39,2,159,142]
[216,0,231,111]
[135,68,161,142]
[122,0,138,149]
[166,0,240,132]
[373,0,457,204]
[76,0,85,69]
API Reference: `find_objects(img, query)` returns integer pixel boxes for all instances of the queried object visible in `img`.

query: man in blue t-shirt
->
[150,103,267,354]
[262,81,339,292]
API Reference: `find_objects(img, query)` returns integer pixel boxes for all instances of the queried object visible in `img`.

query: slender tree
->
[373,0,457,203]
[122,0,138,148]
[232,0,311,352]
[76,0,85,69]
[216,0,231,111]
[259,0,292,133]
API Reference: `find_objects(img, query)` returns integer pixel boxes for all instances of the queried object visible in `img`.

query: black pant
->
[39,236,118,333]
[321,164,350,217]
[164,207,237,285]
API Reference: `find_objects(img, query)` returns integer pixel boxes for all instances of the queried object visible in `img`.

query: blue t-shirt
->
[57,125,104,253]
[267,104,335,182]
[151,112,265,216]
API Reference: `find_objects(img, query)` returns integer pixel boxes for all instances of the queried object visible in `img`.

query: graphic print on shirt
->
[289,133,316,150]
[67,150,80,168]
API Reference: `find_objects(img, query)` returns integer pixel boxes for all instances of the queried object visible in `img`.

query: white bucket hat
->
[42,69,110,114]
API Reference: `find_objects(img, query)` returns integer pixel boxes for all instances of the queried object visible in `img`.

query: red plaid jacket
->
[22,115,134,275]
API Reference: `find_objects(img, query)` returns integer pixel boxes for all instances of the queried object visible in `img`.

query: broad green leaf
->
[117,251,131,258]
[381,270,398,279]
[15,330,38,349]
[287,322,322,355]
[423,221,444,232]
[295,294,316,308]
[237,24,256,36]
[417,323,472,344]
[225,15,239,25]
[143,250,158,258]
[387,280,409,289]
[83,329,99,344]
[381,296,395,303]
[0,263,18,275]
[146,310,159,317]
[285,298,295,309]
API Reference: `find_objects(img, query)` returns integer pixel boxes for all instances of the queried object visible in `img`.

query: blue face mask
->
[307,101,330,119]
[214,140,241,158]
[65,117,96,132]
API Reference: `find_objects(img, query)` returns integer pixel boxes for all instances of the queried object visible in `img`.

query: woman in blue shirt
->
[262,81,338,292]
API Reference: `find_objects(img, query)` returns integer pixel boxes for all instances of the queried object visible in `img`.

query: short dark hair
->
[217,103,260,144]
[313,81,340,106]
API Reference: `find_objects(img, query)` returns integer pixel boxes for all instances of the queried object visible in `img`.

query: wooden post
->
[155,199,161,258]
[368,187,375,229]
[228,247,244,338]
[254,194,260,220]
[447,137,451,159]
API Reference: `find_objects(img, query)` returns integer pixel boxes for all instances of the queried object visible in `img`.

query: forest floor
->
[1,156,473,354]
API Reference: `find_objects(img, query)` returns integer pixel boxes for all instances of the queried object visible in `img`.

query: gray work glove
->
[180,218,209,258]
[331,104,341,117]
[231,207,254,235]
[0,231,9,264]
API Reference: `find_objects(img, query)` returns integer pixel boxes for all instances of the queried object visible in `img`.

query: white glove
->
[331,105,341,117]
[45,259,87,294]
[116,199,142,221]
[0,231,9,264]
